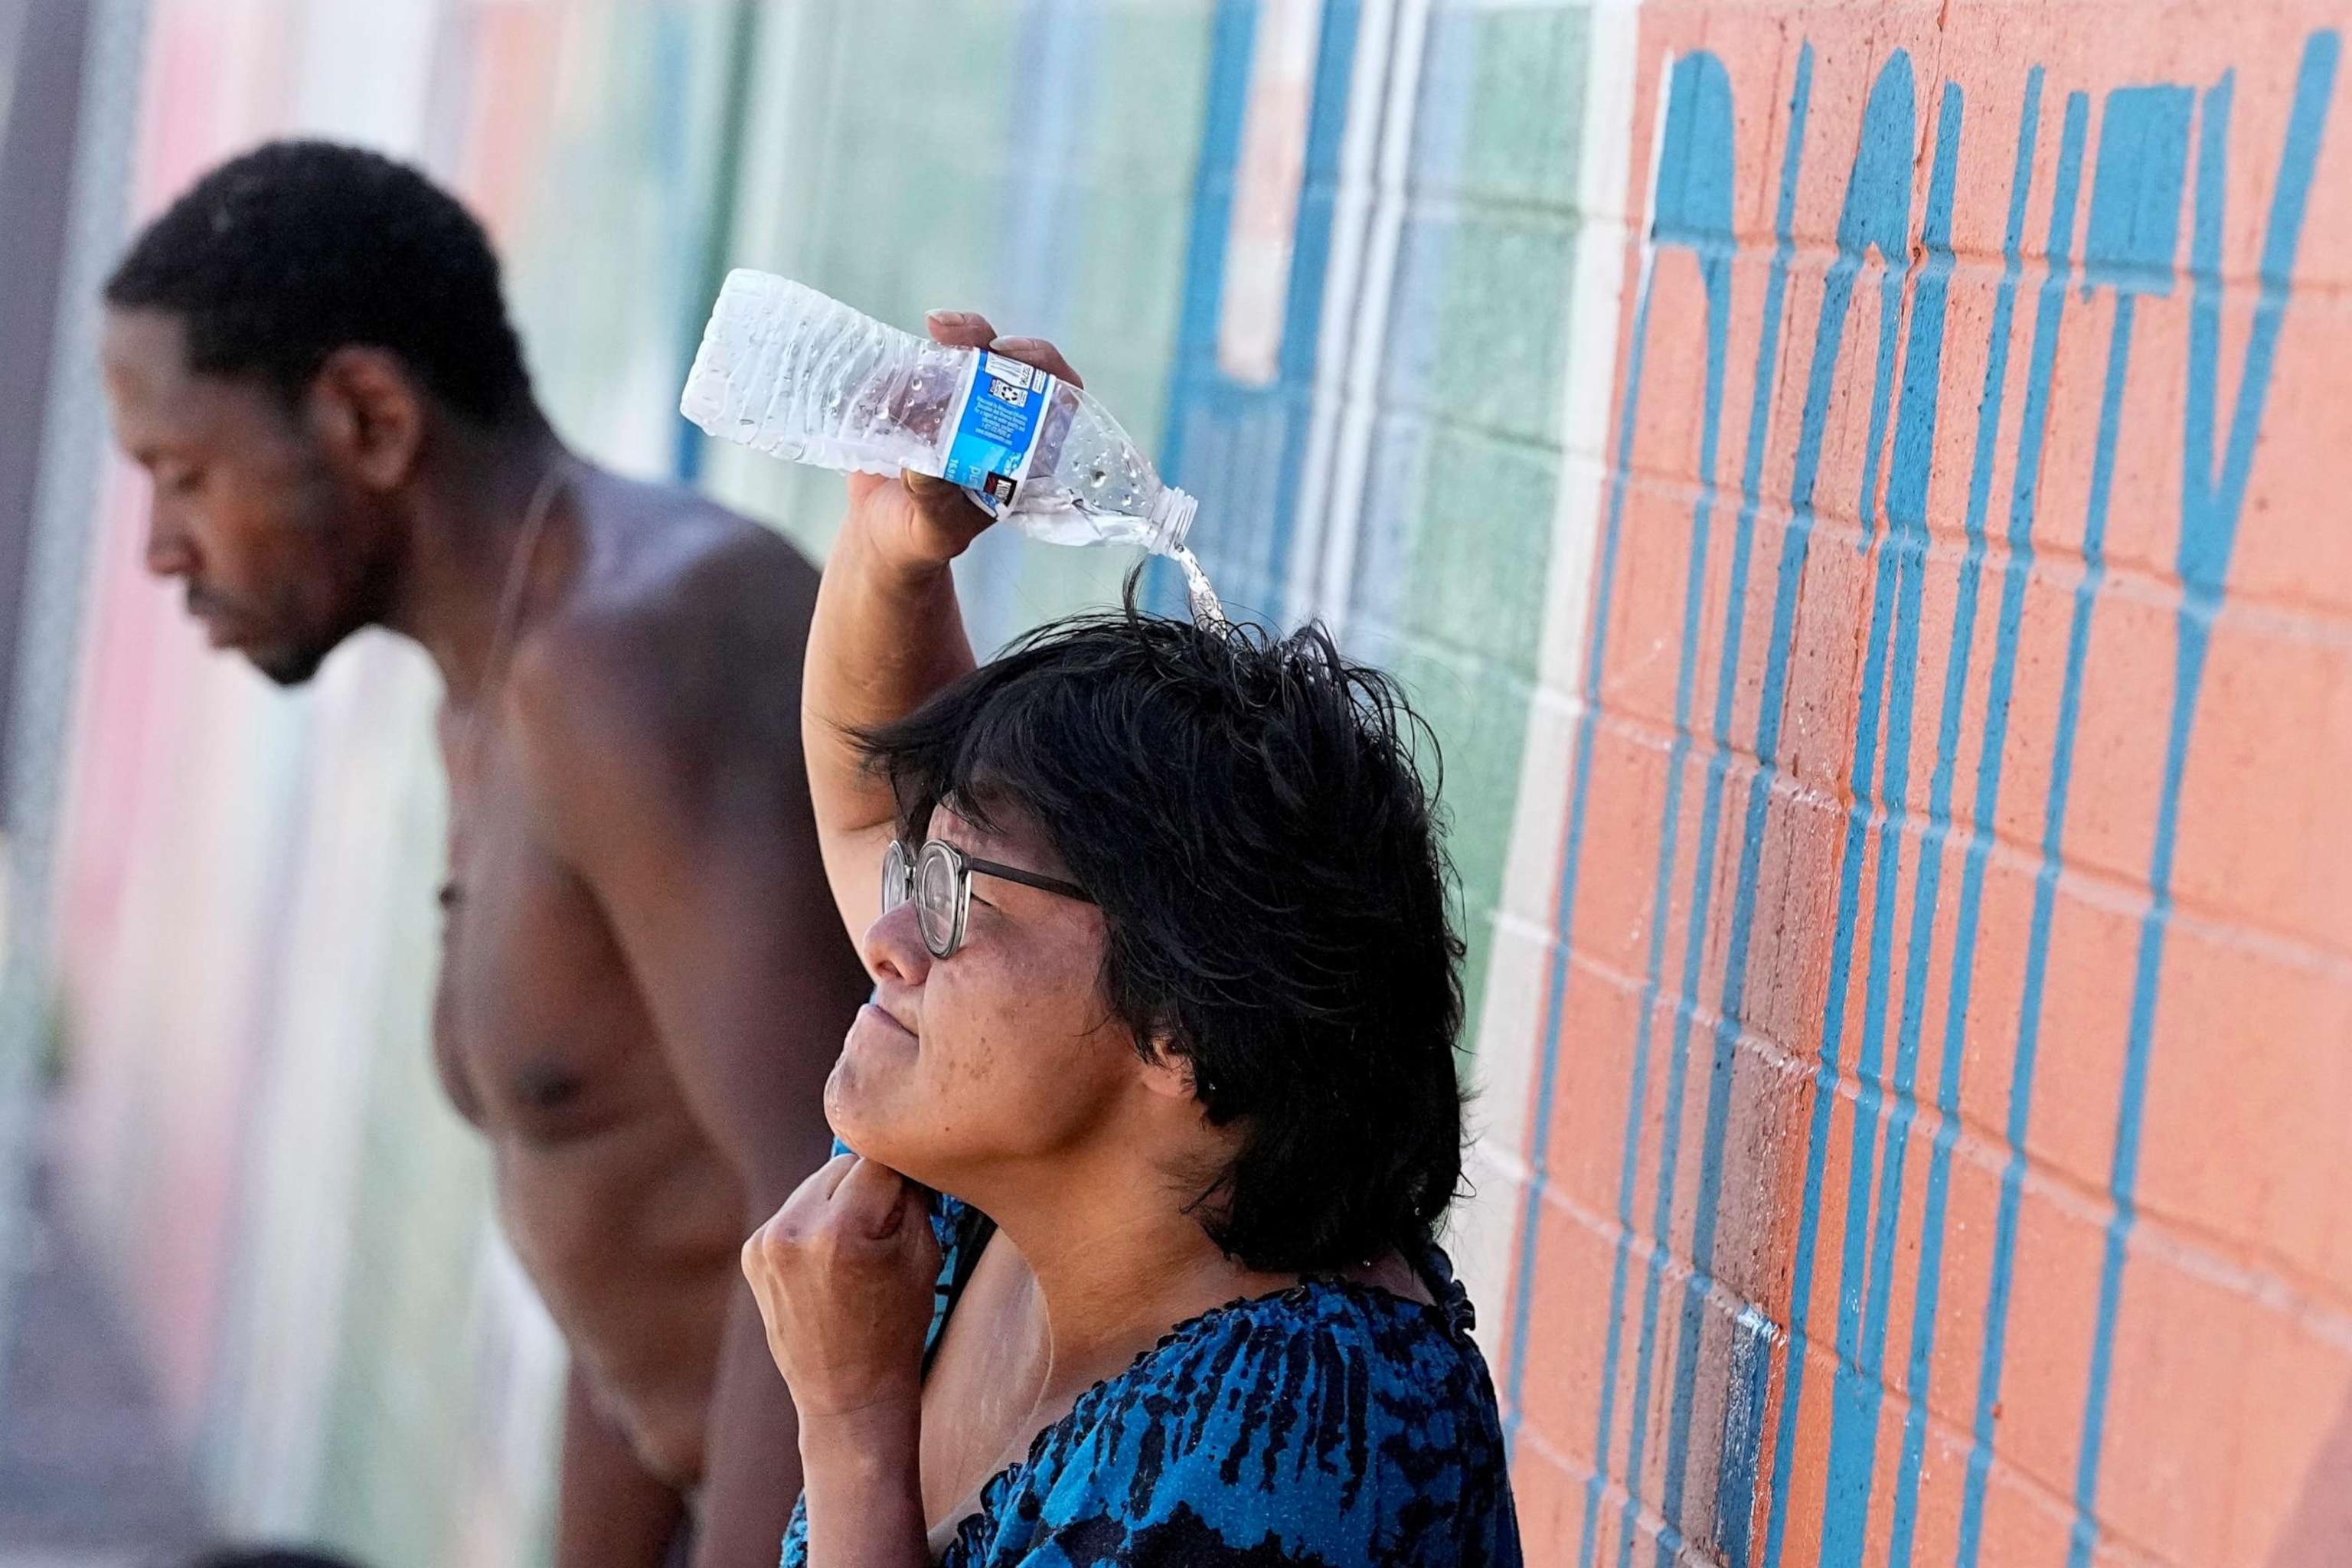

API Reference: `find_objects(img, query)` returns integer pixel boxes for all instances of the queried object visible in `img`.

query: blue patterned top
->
[779,1191,1522,1566]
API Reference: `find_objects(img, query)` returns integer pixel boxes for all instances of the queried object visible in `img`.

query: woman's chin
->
[823,1079,947,1190]
[825,1015,911,1154]
[825,1005,969,1187]
[821,1057,881,1151]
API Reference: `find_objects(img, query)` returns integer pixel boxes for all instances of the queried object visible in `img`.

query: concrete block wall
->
[1470,8,2351,1566]
[14,2,2347,1565]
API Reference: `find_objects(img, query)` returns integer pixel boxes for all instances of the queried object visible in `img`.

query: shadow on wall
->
[2273,1392,2352,1565]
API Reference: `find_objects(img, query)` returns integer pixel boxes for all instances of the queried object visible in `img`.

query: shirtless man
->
[96,141,870,1566]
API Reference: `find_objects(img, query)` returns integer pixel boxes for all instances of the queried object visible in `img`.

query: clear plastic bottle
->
[681,270,1198,558]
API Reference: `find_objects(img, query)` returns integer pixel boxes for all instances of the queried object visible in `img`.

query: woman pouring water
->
[735,315,1524,1566]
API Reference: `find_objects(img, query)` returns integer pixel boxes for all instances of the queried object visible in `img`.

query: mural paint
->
[9,3,2350,1566]
[1494,6,2350,1566]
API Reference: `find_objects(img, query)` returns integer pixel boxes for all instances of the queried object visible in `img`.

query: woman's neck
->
[976,1159,1291,1403]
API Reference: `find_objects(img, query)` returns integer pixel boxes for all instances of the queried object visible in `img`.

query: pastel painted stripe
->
[1504,38,1681,1485]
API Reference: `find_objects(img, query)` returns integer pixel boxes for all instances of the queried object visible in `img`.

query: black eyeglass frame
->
[881,837,1096,959]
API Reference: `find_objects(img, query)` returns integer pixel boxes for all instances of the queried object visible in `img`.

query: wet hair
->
[105,139,534,426]
[860,582,1468,1276]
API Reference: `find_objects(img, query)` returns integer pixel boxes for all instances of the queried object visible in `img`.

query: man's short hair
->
[861,583,1468,1276]
[106,139,533,426]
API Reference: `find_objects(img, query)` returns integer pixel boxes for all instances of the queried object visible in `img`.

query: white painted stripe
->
[1455,0,1648,1356]
[1289,0,1414,629]
[1217,0,1329,388]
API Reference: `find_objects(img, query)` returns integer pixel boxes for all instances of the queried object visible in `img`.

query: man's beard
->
[185,586,333,687]
[196,543,392,689]
[248,639,334,687]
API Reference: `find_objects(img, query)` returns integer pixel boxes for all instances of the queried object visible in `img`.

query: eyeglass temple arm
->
[965,855,1095,905]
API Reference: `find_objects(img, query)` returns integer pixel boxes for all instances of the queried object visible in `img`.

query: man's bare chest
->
[432,776,658,1140]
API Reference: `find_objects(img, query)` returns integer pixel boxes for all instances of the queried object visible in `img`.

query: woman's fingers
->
[902,470,992,543]
[831,1155,913,1240]
[988,335,1084,390]
[871,313,1089,556]
[740,1152,939,1420]
[920,310,1086,391]
[925,309,998,349]
[812,1148,859,1200]
[743,1154,921,1273]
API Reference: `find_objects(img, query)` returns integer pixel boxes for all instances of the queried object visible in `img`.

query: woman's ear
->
[1138,1048,1196,1102]
[1134,1027,1207,1103]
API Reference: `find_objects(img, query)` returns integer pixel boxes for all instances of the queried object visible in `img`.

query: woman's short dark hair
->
[860,583,1467,1275]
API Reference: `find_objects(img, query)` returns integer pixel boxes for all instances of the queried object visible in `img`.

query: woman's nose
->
[862,893,934,985]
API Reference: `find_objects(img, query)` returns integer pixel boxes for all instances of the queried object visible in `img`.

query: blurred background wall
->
[0,2,2345,1566]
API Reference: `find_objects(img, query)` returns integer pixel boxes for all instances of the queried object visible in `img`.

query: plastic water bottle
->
[681,270,1200,562]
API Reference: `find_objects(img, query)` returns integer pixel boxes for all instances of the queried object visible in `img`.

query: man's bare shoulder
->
[563,471,823,662]
[508,472,825,789]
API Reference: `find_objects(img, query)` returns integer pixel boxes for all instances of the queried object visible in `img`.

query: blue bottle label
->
[941,352,1058,516]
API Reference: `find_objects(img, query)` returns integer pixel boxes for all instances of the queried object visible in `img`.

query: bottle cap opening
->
[1148,487,1199,557]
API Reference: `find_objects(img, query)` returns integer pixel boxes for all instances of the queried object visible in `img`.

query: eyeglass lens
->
[916,841,959,955]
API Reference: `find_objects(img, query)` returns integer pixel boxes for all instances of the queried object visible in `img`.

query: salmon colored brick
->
[1519,1191,1642,1460]
[1545,956,1651,1219]
[2061,585,2181,882]
[1985,1182,2106,1494]
[2174,610,2352,958]
[1725,782,1848,1059]
[2247,1338,2352,1565]
[2228,300,2352,613]
[1564,719,1682,975]
[2012,884,2141,1190]
[1971,1450,2079,1567]
[1512,1435,1595,1566]
[2086,1251,2277,1565]
[2135,920,2352,1298]
[1600,482,1722,727]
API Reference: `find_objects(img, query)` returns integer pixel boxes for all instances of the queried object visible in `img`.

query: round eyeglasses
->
[881,837,1095,959]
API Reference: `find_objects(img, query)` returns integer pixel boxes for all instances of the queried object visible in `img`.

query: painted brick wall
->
[11,3,2347,1566]
[1479,6,2352,1566]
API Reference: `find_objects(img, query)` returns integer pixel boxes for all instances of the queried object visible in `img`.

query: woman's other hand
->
[743,1152,942,1421]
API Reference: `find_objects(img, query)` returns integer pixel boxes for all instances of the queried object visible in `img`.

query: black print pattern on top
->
[779,1191,1523,1566]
